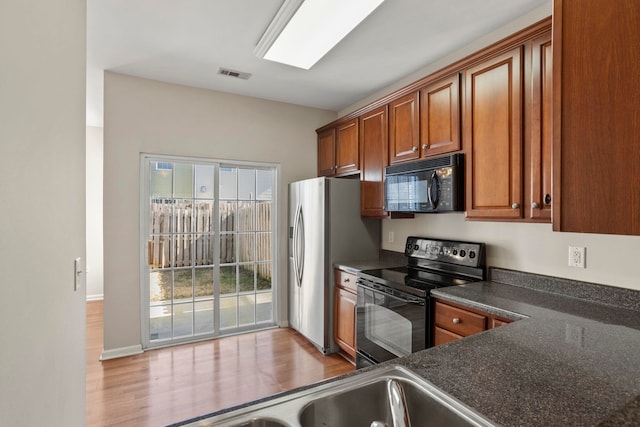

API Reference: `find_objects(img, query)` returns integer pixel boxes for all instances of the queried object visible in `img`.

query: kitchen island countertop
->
[411,271,640,426]
[172,268,640,426]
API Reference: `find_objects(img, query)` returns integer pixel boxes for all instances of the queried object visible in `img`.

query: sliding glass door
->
[142,155,277,348]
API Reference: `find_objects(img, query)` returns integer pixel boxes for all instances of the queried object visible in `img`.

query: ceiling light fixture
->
[255,0,386,70]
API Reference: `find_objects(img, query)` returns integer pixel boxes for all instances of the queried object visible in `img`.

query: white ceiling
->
[87,0,550,127]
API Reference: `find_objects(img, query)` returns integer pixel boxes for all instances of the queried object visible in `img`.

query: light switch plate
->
[74,257,83,291]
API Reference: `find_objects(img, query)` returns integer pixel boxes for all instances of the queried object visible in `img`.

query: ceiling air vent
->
[217,68,252,80]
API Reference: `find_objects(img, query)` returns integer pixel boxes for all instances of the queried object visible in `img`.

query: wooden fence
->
[148,200,271,279]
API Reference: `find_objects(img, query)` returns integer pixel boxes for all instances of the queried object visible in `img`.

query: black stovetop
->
[358,236,487,298]
[358,266,476,297]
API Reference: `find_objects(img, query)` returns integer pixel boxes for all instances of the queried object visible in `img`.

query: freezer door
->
[288,178,328,350]
[298,178,327,349]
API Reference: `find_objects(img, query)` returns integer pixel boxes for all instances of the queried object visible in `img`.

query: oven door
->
[356,279,427,366]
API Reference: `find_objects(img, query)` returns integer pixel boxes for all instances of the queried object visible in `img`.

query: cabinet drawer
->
[434,301,486,336]
[434,326,463,346]
[490,318,510,329]
[334,269,357,293]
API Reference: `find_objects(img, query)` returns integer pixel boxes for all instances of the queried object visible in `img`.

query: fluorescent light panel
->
[262,0,385,70]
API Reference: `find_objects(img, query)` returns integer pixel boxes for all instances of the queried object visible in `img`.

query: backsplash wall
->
[382,214,640,291]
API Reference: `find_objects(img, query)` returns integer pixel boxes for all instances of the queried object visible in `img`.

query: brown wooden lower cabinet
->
[334,269,358,362]
[434,326,463,346]
[434,299,512,346]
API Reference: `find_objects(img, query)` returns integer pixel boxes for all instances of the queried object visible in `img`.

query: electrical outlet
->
[568,246,586,268]
[388,231,394,243]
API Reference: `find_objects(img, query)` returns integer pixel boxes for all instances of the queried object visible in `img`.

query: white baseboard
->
[86,293,104,302]
[279,320,289,327]
[99,344,143,361]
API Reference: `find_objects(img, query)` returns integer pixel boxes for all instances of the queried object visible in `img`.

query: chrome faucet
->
[370,379,412,427]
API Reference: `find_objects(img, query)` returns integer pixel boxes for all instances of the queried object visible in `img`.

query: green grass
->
[156,266,271,301]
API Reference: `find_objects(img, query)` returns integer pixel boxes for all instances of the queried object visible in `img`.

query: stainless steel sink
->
[182,365,495,427]
[231,420,288,427]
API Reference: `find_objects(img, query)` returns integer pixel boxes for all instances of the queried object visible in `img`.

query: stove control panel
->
[404,236,485,268]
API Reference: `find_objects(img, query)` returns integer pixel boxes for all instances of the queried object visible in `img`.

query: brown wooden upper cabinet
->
[388,92,420,164]
[315,19,555,223]
[419,73,461,157]
[317,118,359,177]
[465,31,553,222]
[464,47,524,220]
[335,118,360,175]
[527,32,552,221]
[553,0,640,235]
[317,128,336,176]
[359,106,388,218]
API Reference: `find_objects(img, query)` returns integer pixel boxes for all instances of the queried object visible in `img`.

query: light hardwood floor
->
[86,300,354,426]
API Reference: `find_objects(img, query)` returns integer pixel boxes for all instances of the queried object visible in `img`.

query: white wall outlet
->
[388,231,394,243]
[568,246,586,268]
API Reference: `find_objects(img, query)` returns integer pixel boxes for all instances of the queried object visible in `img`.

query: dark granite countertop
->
[172,268,640,426]
[421,278,640,426]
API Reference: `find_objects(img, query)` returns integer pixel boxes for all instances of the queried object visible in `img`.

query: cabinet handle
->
[544,194,552,205]
[452,318,461,325]
[344,278,350,283]
[532,202,539,209]
[512,203,520,209]
[412,146,418,152]
[422,144,427,150]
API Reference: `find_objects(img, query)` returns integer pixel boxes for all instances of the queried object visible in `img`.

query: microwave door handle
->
[429,171,439,209]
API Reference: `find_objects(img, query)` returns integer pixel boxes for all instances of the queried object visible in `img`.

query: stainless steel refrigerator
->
[288,177,380,354]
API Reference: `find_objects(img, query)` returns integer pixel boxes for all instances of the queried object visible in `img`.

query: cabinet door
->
[317,128,336,176]
[334,287,357,358]
[528,32,552,221]
[553,0,640,235]
[335,118,359,175]
[464,47,524,219]
[388,92,420,164]
[360,106,388,217]
[420,73,461,157]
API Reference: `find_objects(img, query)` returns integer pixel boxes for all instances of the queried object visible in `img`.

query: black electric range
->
[355,236,486,368]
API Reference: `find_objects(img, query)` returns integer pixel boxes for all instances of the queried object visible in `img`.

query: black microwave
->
[384,153,464,213]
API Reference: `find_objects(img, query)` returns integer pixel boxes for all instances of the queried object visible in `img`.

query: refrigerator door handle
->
[292,204,300,286]
[296,206,305,286]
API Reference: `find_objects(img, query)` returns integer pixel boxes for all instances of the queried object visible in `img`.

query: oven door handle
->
[397,298,425,306]
[357,281,425,306]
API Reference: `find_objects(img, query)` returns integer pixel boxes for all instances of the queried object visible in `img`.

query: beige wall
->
[0,0,86,425]
[103,72,336,354]
[87,126,104,300]
[382,215,640,290]
[341,3,640,291]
